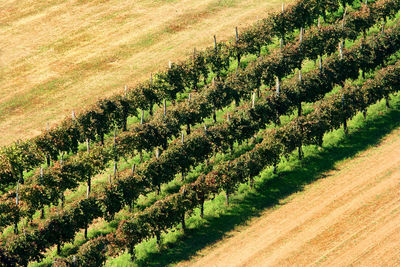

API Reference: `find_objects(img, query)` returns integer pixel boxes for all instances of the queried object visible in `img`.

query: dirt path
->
[179,128,400,267]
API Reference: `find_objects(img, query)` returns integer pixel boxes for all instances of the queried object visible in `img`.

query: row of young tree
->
[2,14,400,265]
[0,0,393,231]
[0,0,360,191]
[64,58,400,267]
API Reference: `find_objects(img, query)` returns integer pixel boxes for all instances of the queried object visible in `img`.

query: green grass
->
[25,68,399,267]
[26,80,399,265]
[20,7,400,265]
[105,94,400,266]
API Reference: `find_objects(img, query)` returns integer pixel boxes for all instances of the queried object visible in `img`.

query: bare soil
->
[180,128,400,267]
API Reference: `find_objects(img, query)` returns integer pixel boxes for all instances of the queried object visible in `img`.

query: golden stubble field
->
[0,0,287,145]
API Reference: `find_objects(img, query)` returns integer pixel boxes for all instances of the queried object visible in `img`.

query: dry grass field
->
[0,0,286,145]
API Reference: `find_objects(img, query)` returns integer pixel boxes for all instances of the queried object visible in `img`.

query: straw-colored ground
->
[0,0,287,145]
[180,128,400,267]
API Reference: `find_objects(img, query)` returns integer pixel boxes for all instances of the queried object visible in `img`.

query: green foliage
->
[2,1,400,266]
[0,201,21,231]
[0,0,361,188]
[115,59,400,264]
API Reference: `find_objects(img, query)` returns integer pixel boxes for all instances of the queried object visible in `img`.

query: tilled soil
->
[180,128,400,267]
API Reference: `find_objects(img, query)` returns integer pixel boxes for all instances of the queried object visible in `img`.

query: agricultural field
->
[0,0,285,145]
[181,126,400,267]
[1,0,400,266]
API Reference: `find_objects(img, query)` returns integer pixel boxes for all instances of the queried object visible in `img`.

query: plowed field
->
[180,128,400,267]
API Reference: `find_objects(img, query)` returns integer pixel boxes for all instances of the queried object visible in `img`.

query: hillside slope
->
[179,127,400,267]
[0,0,285,145]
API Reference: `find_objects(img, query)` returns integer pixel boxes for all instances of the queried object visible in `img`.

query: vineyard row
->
[0,0,364,189]
[2,16,400,266]
[0,0,393,229]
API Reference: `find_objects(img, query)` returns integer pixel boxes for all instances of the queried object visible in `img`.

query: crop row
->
[2,15,400,266]
[0,0,360,190]
[67,58,400,267]
[0,0,392,230]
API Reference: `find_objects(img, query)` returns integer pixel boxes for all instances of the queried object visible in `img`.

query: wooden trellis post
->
[149,73,154,116]
[275,77,281,126]
[128,163,136,213]
[235,26,241,63]
[181,132,185,181]
[280,2,285,49]
[187,94,192,135]
[181,188,186,232]
[204,125,209,167]
[276,77,280,96]
[15,179,20,234]
[113,129,118,181]
[298,69,303,160]
[156,147,161,195]
[342,95,348,135]
[252,92,256,108]
[319,56,323,72]
[298,70,302,117]
[40,167,45,219]
[45,121,52,167]
[200,176,205,218]
[299,27,304,45]
[60,152,65,209]
[113,160,118,182]
[84,138,90,239]
[235,27,238,42]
